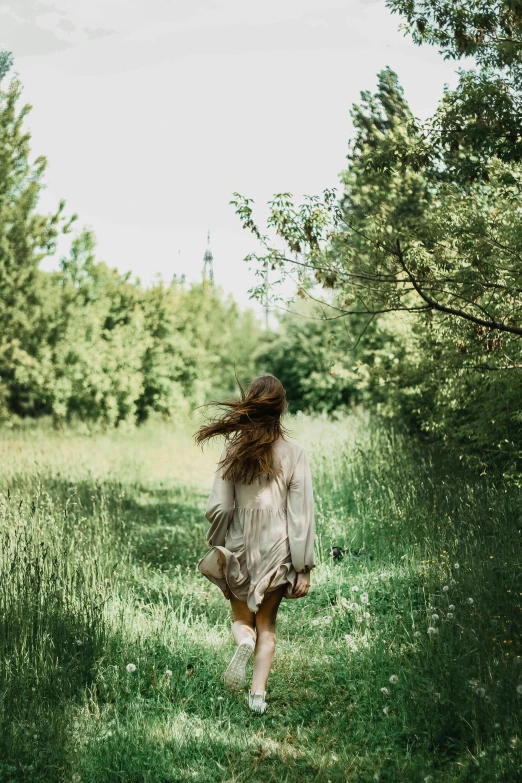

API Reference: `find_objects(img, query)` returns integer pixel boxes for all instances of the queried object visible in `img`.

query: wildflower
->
[442,585,449,592]
[126,663,136,673]
[448,604,455,611]
[380,687,390,695]
[427,627,438,635]
[165,669,172,678]
[454,563,460,569]
[516,685,522,695]
[389,675,398,685]
[364,612,371,620]
[446,613,454,620]
[467,598,474,605]
[360,593,369,604]
[351,586,359,593]
[431,614,439,621]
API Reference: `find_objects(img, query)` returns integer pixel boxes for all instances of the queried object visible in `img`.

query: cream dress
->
[197,435,315,613]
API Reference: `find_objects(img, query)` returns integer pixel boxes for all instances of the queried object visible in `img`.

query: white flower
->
[389,675,398,685]
[467,598,474,605]
[165,669,172,678]
[360,593,369,604]
[431,614,439,621]
[126,663,136,673]
[340,596,350,608]
[442,585,449,592]
[446,613,454,620]
[448,604,455,611]
[454,563,460,569]
[351,585,359,592]
[427,627,438,635]
[364,612,371,620]
[516,685,522,695]
[350,602,360,611]
[380,687,390,695]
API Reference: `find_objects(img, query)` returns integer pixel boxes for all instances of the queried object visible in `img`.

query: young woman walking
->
[194,374,315,715]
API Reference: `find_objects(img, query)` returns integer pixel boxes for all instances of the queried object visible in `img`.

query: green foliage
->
[0,53,263,427]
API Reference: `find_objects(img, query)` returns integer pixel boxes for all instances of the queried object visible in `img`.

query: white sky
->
[1,0,460,322]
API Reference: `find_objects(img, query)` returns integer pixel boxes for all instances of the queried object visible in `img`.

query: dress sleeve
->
[205,445,235,547]
[286,447,316,574]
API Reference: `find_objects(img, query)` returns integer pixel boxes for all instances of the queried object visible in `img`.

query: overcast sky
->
[1,0,460,321]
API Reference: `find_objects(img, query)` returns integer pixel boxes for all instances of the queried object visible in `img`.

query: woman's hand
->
[293,571,311,597]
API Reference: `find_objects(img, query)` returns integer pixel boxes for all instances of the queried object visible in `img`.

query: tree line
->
[0,52,261,428]
[234,0,522,478]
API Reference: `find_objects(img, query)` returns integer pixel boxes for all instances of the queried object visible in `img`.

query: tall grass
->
[0,412,520,782]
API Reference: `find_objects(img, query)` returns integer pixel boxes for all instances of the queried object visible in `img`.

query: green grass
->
[0,412,521,782]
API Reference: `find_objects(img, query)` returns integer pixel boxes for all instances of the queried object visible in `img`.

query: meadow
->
[0,412,521,783]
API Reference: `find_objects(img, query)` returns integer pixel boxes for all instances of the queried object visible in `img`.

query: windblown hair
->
[193,374,290,484]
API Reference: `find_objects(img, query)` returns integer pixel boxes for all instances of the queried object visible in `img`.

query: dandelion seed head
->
[427,627,438,635]
[364,612,371,619]
[442,585,449,592]
[516,685,522,695]
[380,687,390,695]
[389,675,398,684]
[383,706,389,715]
[477,688,486,697]
[454,563,460,569]
[165,669,172,678]
[448,604,455,611]
[449,579,456,587]
[126,663,136,673]
[467,597,474,605]
[446,613,454,619]
[414,631,422,638]
[360,593,369,604]
[351,585,359,592]
[431,614,439,621]
[356,615,363,623]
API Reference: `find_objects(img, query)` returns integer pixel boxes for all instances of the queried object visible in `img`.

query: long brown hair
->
[193,374,290,484]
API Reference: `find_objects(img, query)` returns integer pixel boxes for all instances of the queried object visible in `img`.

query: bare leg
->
[251,584,287,693]
[229,593,256,646]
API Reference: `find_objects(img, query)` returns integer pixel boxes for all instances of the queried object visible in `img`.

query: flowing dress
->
[197,435,315,613]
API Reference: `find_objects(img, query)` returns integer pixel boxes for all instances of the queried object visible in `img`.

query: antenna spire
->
[202,230,214,288]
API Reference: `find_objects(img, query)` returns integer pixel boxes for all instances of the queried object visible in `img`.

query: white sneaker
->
[248,689,268,715]
[223,636,255,691]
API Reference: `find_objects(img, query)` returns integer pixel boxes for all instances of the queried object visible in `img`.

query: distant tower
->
[202,231,214,287]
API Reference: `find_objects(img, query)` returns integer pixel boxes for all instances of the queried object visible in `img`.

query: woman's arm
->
[286,447,316,574]
[205,445,235,547]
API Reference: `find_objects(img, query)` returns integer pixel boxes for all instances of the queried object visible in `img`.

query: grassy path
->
[1,415,521,782]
